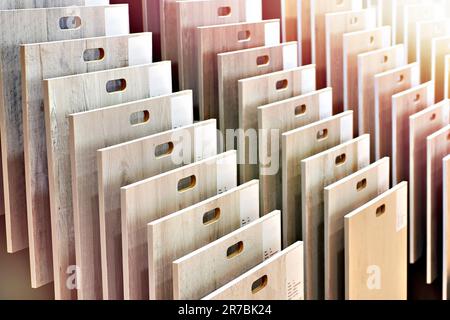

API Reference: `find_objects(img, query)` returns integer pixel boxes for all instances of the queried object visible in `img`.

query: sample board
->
[443,154,450,300]
[446,55,450,99]
[432,36,450,102]
[0,0,108,9]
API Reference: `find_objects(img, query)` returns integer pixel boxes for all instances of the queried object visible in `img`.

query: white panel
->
[239,183,260,226]
[319,89,333,120]
[148,62,172,97]
[216,153,238,194]
[170,93,193,129]
[283,43,299,70]
[244,0,262,22]
[264,22,281,46]
[104,6,130,36]
[128,33,153,66]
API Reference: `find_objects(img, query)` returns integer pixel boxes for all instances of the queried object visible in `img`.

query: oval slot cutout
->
[203,208,221,225]
[369,36,375,45]
[177,175,197,193]
[383,55,389,63]
[106,79,127,93]
[226,241,244,259]
[356,178,367,192]
[295,104,307,117]
[397,74,404,83]
[59,16,82,30]
[251,275,268,294]
[336,0,344,6]
[218,6,232,17]
[276,79,288,91]
[414,94,421,103]
[447,133,450,141]
[155,142,174,158]
[256,55,270,67]
[335,153,346,166]
[316,128,328,141]
[130,110,150,126]
[430,113,437,121]
[376,204,386,217]
[238,30,251,42]
[350,16,358,25]
[83,48,105,62]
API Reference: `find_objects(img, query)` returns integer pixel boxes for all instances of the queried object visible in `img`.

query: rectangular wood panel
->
[0,0,107,9]
[44,62,171,300]
[298,0,312,65]
[173,211,281,300]
[122,151,237,300]
[432,36,450,102]
[443,154,450,300]
[446,55,450,99]
[148,181,260,300]
[301,134,370,300]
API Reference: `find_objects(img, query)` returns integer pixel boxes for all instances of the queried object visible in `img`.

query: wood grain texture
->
[393,0,426,44]
[0,0,107,9]
[0,4,128,256]
[141,0,161,60]
[443,154,450,300]
[325,8,376,113]
[301,134,370,300]
[358,44,405,160]
[311,0,361,89]
[239,65,316,184]
[198,19,281,121]
[148,181,260,300]
[282,110,354,248]
[432,36,450,102]
[71,93,195,300]
[44,62,171,300]
[345,182,408,300]
[21,32,152,289]
[122,151,237,300]
[173,211,281,300]
[343,26,391,137]
[324,158,390,300]
[99,112,217,300]
[446,55,450,99]
[259,87,331,218]
[203,242,304,300]
[391,82,435,263]
[374,63,420,161]
[426,121,450,286]
[298,0,312,65]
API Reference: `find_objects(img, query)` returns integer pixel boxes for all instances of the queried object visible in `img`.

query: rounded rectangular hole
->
[218,6,232,17]
[447,133,450,141]
[430,113,437,121]
[130,110,150,126]
[335,153,346,166]
[356,178,367,192]
[275,79,288,91]
[369,36,375,45]
[203,208,221,225]
[83,48,105,62]
[226,241,244,259]
[177,175,197,193]
[414,93,421,103]
[316,128,328,141]
[336,0,344,6]
[256,55,270,67]
[155,141,174,158]
[397,74,404,83]
[376,204,386,217]
[106,79,127,93]
[295,104,307,117]
[59,16,82,30]
[349,16,358,25]
[251,275,268,294]
[238,30,251,42]
[382,55,389,63]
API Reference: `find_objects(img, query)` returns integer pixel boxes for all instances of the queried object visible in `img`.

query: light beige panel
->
[443,154,450,300]
[239,65,316,184]
[432,36,450,102]
[122,151,237,300]
[345,183,408,300]
[198,20,281,120]
[44,62,171,300]
[173,211,281,300]
[259,88,332,218]
[0,0,107,9]
[70,92,194,300]
[149,181,260,300]
[374,63,420,161]
[324,158,390,300]
[446,55,450,99]
[393,0,426,44]
[203,242,304,300]
[282,111,354,247]
[343,26,391,136]
[283,0,299,43]
[301,134,370,300]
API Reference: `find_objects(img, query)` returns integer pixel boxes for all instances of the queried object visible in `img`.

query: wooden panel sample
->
[21,33,152,289]
[343,26,391,136]
[122,151,237,300]
[239,65,316,184]
[259,88,332,217]
[324,158,390,300]
[177,0,262,105]
[417,20,450,83]
[374,63,420,160]
[203,242,304,300]
[325,8,376,113]
[0,5,128,256]
[298,0,312,65]
[44,62,171,300]
[173,211,281,300]
[198,20,281,120]
[443,154,450,300]
[70,94,196,300]
[282,0,299,43]
[432,36,450,102]
[282,111,353,247]
[311,0,362,89]
[219,42,298,147]
[426,121,450,285]
[345,182,408,300]
[148,181,260,300]
[393,0,426,44]
[358,44,406,160]
[0,0,108,9]
[446,55,450,99]
[301,134,370,300]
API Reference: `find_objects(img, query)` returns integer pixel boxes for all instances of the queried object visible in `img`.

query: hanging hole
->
[335,153,346,166]
[397,74,404,83]
[59,16,81,30]
[226,241,244,259]
[83,48,105,62]
[414,94,421,103]
[376,204,386,217]
[276,79,288,91]
[447,133,450,141]
[295,104,307,117]
[383,55,389,63]
[251,275,268,294]
[155,142,174,158]
[336,0,344,6]
[177,175,197,193]
[106,79,127,93]
[203,208,221,225]
[316,128,328,141]
[238,30,251,42]
[356,178,367,191]
[130,110,150,126]
[256,55,270,67]
[369,36,375,45]
[218,6,232,17]
[350,16,358,25]
[430,113,437,121]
